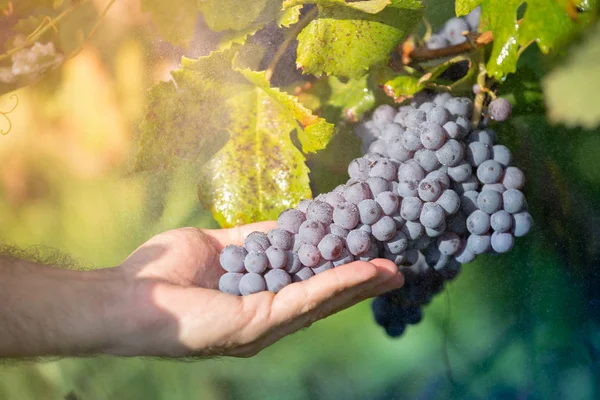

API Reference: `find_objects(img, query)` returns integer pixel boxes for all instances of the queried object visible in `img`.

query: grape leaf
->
[278,4,303,27]
[543,24,600,128]
[136,47,334,226]
[382,75,424,102]
[198,0,269,32]
[456,0,574,78]
[141,0,198,46]
[198,90,312,227]
[328,75,376,122]
[291,0,424,78]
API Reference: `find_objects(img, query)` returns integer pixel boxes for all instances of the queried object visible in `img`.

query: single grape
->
[468,129,496,147]
[332,248,355,266]
[296,199,312,214]
[436,189,460,215]
[358,199,383,225]
[278,209,306,234]
[405,109,427,130]
[467,210,491,235]
[455,241,476,263]
[466,141,490,167]
[384,231,408,254]
[372,216,397,241]
[477,160,503,184]
[376,191,400,215]
[368,140,389,157]
[358,223,372,233]
[414,149,441,172]
[490,210,513,233]
[292,266,315,282]
[444,97,472,117]
[297,243,321,267]
[264,269,292,293]
[285,251,303,274]
[482,183,506,193]
[443,18,470,45]
[437,232,461,255]
[397,179,419,198]
[298,219,326,246]
[347,229,372,256]
[244,232,271,252]
[400,196,423,221]
[333,202,360,230]
[447,161,472,183]
[348,157,370,180]
[443,121,460,139]
[426,34,449,50]
[244,250,269,273]
[402,129,424,151]
[472,84,481,94]
[381,123,404,142]
[402,220,424,240]
[420,122,446,150]
[426,170,451,190]
[239,273,267,296]
[418,179,442,202]
[388,137,414,162]
[455,116,472,136]
[398,160,426,182]
[312,258,335,274]
[366,176,391,197]
[266,246,287,269]
[419,202,445,229]
[344,181,373,204]
[488,98,512,122]
[477,189,503,214]
[465,6,481,31]
[503,166,525,190]
[219,245,248,273]
[491,145,512,167]
[491,232,515,253]
[219,272,244,296]
[327,224,349,238]
[419,102,436,112]
[436,139,465,167]
[268,228,293,250]
[433,92,453,106]
[503,189,526,213]
[467,234,491,255]
[318,234,345,260]
[427,105,449,125]
[512,211,533,237]
[372,104,397,128]
[307,201,334,225]
[369,159,397,181]
[324,192,346,209]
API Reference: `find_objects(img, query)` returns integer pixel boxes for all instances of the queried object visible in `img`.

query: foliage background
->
[0,0,600,399]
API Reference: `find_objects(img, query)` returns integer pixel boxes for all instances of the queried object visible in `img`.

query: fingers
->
[268,258,402,328]
[203,221,278,250]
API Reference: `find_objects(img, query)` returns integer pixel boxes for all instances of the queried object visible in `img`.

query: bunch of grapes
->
[218,90,532,336]
[0,41,63,85]
[426,6,481,50]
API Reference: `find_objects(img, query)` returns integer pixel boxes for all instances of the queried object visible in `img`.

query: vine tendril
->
[0,94,19,135]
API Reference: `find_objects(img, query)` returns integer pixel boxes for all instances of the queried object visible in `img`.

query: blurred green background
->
[1,1,600,399]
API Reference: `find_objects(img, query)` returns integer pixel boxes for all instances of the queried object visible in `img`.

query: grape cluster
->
[354,92,531,336]
[426,6,481,49]
[218,91,531,337]
[0,42,63,85]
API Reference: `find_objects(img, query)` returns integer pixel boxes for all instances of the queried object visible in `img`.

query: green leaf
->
[142,0,198,46]
[293,0,423,78]
[198,90,312,227]
[543,24,600,128]
[455,0,482,16]
[239,69,335,152]
[457,0,574,79]
[198,0,270,32]
[382,75,424,102]
[284,0,401,14]
[278,4,302,27]
[328,75,375,122]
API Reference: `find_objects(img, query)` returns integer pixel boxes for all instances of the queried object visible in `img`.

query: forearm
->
[0,256,137,357]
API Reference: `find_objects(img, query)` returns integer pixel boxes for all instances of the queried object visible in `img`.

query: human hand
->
[114,222,404,358]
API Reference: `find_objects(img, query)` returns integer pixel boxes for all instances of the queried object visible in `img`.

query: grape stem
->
[265,7,318,82]
[397,31,493,65]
